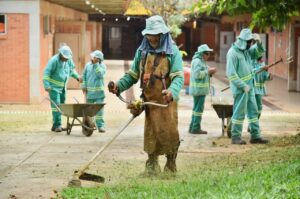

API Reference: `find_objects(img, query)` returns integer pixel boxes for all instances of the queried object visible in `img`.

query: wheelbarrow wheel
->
[226,118,232,138]
[82,116,95,137]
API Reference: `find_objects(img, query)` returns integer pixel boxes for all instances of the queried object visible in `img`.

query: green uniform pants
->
[49,89,66,128]
[255,94,263,117]
[189,95,206,132]
[87,98,105,128]
[231,90,261,139]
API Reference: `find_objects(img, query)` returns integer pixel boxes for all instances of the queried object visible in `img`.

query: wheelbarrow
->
[211,98,233,138]
[46,97,105,136]
[59,103,105,136]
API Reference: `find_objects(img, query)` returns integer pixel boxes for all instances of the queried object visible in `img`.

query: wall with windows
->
[0,1,88,104]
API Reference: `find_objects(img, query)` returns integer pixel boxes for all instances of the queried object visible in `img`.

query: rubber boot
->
[141,154,160,177]
[164,153,177,173]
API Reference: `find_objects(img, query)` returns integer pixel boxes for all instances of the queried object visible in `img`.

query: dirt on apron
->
[141,53,180,155]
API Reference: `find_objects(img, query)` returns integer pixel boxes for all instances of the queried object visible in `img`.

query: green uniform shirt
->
[189,57,210,96]
[226,42,264,95]
[43,54,80,93]
[81,61,106,100]
[253,61,271,96]
[117,44,184,101]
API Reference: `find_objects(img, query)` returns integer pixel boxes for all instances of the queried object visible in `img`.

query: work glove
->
[252,33,261,43]
[108,81,119,95]
[208,67,217,76]
[162,89,173,103]
[77,77,83,83]
[243,85,250,93]
[127,99,144,117]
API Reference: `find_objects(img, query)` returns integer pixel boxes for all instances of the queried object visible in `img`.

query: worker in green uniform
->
[43,45,82,132]
[189,44,216,134]
[226,29,269,144]
[108,15,184,175]
[82,50,106,132]
[253,49,273,119]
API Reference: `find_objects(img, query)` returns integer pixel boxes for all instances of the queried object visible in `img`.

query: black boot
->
[250,137,269,144]
[231,137,246,145]
[142,154,160,176]
[164,153,177,173]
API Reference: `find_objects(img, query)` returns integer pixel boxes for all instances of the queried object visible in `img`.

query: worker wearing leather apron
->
[108,15,184,175]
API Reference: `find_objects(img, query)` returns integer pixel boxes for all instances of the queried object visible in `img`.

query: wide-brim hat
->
[238,28,253,41]
[90,50,104,61]
[58,45,72,59]
[197,44,213,53]
[142,15,170,36]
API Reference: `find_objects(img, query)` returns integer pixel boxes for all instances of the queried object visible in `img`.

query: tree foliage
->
[193,0,300,31]
[140,0,193,38]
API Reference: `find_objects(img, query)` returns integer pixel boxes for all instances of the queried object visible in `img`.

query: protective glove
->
[252,33,261,43]
[127,99,144,117]
[208,67,217,76]
[162,89,173,103]
[77,77,83,83]
[243,85,250,93]
[108,81,119,95]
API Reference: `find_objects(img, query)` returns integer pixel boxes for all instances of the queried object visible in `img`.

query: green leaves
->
[194,0,300,31]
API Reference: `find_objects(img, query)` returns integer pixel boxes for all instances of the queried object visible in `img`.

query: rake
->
[221,56,293,92]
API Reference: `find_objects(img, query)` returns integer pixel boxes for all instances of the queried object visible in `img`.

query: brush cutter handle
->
[74,115,136,177]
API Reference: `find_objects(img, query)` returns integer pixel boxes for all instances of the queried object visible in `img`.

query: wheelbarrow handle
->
[45,96,63,114]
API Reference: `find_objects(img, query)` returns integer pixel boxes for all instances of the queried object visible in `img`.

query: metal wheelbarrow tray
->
[211,102,233,138]
[59,103,105,136]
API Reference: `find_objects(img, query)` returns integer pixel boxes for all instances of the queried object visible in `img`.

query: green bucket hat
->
[58,45,72,59]
[142,15,170,36]
[197,44,213,53]
[90,50,104,61]
[238,28,253,41]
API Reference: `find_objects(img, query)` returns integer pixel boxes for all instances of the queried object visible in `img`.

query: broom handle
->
[75,115,136,177]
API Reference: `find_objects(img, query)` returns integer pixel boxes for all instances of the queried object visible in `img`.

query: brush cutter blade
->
[79,172,105,183]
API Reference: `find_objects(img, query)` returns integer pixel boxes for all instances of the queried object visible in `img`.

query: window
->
[0,14,7,35]
[43,15,51,34]
[110,27,121,39]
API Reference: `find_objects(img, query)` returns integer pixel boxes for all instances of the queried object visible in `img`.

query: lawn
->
[58,134,300,199]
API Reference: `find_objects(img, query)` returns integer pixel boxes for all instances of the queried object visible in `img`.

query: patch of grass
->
[0,113,52,132]
[59,135,300,199]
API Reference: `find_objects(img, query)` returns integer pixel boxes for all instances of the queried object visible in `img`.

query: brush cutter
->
[68,81,169,187]
[221,56,293,92]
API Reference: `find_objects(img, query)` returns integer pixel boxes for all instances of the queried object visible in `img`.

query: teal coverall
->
[82,61,106,129]
[226,40,264,139]
[43,54,80,128]
[188,52,210,133]
[253,61,272,116]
